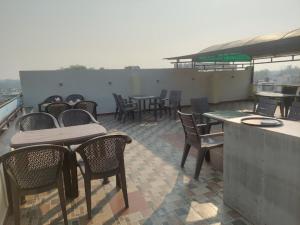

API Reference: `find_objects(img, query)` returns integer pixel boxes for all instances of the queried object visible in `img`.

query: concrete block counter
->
[204,111,300,225]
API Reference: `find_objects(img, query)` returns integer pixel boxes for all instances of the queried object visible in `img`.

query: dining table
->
[9,123,107,199]
[129,95,160,121]
[254,91,296,117]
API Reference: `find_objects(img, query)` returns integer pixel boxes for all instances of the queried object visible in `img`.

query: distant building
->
[124,66,140,70]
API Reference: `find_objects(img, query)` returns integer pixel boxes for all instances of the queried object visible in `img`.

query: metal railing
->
[252,83,300,93]
[0,94,22,129]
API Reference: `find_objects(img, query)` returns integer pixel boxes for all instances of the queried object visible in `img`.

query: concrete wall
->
[20,68,252,113]
[224,120,300,225]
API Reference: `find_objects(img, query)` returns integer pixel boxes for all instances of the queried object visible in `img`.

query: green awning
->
[193,53,252,62]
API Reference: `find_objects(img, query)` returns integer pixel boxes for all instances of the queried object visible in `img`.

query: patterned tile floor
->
[4,102,256,225]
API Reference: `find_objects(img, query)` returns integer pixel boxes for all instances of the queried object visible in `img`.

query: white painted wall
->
[20,68,252,113]
[0,68,251,224]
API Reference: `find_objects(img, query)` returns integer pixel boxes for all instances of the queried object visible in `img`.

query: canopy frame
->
[166,28,300,71]
[171,54,300,71]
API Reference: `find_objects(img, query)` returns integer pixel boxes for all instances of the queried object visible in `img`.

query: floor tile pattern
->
[3,102,255,225]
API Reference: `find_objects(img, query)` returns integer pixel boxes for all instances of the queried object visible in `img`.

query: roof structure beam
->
[166,28,300,69]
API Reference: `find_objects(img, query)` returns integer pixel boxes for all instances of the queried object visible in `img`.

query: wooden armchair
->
[74,101,98,119]
[287,101,300,121]
[255,97,277,117]
[65,94,84,102]
[75,134,132,219]
[178,111,223,179]
[46,102,72,119]
[38,95,63,112]
[0,145,69,225]
[58,109,98,127]
[15,112,59,131]
[191,97,223,133]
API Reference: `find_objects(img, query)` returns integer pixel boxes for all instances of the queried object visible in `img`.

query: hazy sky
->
[1,0,300,79]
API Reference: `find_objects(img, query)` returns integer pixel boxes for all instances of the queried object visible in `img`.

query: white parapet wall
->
[20,68,252,113]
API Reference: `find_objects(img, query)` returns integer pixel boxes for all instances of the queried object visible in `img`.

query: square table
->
[9,123,107,199]
[255,91,296,117]
[129,95,160,121]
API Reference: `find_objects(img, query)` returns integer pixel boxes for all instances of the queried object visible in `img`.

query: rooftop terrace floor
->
[3,101,255,225]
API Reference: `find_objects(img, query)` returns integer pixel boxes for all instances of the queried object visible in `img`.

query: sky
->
[0,0,300,79]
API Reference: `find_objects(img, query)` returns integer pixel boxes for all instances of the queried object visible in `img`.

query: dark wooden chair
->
[58,108,102,191]
[38,95,63,112]
[112,93,120,119]
[178,111,223,179]
[46,102,72,119]
[15,112,59,131]
[279,86,297,117]
[74,101,98,119]
[191,97,223,133]
[148,89,168,116]
[65,94,84,102]
[75,134,132,219]
[117,95,137,122]
[0,145,69,225]
[190,97,223,162]
[58,109,98,127]
[191,97,210,116]
[167,90,182,119]
[255,97,277,117]
[287,101,300,121]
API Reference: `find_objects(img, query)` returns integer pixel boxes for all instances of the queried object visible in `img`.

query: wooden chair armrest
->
[200,132,224,138]
[126,102,137,107]
[196,123,209,128]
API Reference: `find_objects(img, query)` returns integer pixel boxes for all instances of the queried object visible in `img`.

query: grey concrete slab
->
[224,118,300,225]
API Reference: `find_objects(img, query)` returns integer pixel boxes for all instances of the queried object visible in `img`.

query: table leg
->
[63,152,72,198]
[159,105,162,118]
[285,106,289,118]
[154,98,157,121]
[279,102,284,117]
[284,100,292,118]
[69,151,78,198]
[138,100,142,121]
[253,97,258,113]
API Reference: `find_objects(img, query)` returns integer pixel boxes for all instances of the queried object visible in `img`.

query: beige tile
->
[3,112,254,225]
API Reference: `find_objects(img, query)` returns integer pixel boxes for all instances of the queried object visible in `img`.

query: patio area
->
[2,101,254,225]
[1,2,300,223]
